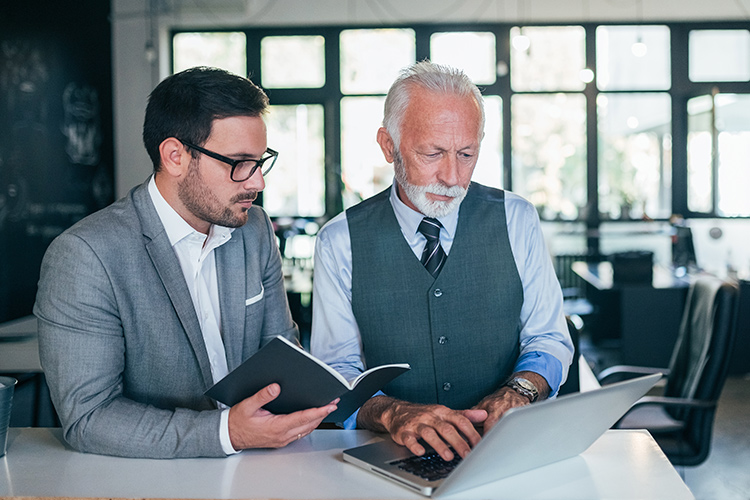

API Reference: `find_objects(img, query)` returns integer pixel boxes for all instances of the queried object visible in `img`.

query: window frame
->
[170,20,750,257]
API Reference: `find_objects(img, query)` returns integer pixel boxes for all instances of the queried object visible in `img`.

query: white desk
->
[0,427,693,499]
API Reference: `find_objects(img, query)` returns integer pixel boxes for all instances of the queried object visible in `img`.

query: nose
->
[436,154,461,187]
[242,167,266,192]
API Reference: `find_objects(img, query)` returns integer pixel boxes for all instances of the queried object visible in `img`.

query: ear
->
[376,127,396,163]
[158,137,189,178]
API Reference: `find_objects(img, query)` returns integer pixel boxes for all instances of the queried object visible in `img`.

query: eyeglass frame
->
[179,139,278,182]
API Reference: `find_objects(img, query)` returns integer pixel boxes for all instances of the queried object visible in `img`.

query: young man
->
[311,61,574,462]
[35,67,337,458]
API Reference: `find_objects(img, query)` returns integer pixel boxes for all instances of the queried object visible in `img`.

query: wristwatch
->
[505,377,539,403]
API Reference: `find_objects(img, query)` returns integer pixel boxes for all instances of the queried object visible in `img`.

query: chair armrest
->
[630,395,716,411]
[597,365,670,385]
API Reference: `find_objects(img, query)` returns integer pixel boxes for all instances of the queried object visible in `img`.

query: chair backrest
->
[664,276,740,403]
[663,276,739,465]
[558,316,580,395]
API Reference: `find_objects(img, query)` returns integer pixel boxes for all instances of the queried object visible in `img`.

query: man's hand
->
[227,383,338,450]
[473,371,550,431]
[357,396,487,461]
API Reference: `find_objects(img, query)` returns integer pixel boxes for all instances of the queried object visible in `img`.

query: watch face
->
[517,379,535,392]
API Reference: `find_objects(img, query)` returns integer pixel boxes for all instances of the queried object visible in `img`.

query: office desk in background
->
[572,261,690,367]
[1,427,693,499]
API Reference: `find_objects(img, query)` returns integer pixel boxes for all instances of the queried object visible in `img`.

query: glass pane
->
[430,32,497,85]
[716,94,750,216]
[510,26,586,92]
[340,96,391,208]
[511,93,586,220]
[596,26,671,90]
[261,36,325,88]
[340,29,416,94]
[263,105,325,217]
[173,32,247,76]
[598,93,672,220]
[690,30,750,82]
[472,95,503,189]
[687,95,713,213]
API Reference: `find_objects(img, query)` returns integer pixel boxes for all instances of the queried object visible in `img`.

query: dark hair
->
[142,66,269,171]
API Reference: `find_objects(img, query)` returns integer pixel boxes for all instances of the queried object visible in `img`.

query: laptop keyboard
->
[392,450,463,482]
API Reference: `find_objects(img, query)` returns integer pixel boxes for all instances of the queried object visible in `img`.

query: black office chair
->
[597,276,740,466]
[558,316,581,396]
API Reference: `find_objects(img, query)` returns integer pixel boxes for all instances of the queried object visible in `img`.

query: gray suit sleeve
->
[34,232,225,458]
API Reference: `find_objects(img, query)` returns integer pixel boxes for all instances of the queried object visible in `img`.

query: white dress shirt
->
[148,177,238,454]
[311,182,573,407]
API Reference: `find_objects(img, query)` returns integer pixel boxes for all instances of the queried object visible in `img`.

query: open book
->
[205,336,410,422]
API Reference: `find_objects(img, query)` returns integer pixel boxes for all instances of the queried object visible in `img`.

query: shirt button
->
[443,382,451,391]
[433,289,443,297]
[438,336,447,345]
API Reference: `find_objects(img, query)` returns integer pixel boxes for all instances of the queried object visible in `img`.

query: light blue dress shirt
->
[311,183,574,427]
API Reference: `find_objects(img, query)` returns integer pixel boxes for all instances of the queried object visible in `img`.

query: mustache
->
[425,183,467,197]
[231,192,258,203]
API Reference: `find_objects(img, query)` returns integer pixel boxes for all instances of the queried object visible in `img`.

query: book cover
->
[205,336,410,422]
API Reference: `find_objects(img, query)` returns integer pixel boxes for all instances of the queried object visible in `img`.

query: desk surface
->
[1,428,693,500]
[572,261,691,290]
[0,315,41,373]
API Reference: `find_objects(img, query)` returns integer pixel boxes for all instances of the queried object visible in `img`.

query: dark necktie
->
[418,217,446,278]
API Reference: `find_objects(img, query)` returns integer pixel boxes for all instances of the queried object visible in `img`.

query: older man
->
[311,61,573,461]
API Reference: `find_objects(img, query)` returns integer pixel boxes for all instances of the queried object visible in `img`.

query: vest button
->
[433,288,443,297]
[438,336,447,345]
[443,382,451,391]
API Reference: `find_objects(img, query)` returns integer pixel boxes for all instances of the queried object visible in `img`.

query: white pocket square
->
[245,284,265,306]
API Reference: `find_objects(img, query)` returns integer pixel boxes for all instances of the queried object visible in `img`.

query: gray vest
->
[347,183,523,409]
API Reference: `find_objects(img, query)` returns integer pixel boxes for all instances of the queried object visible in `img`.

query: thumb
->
[461,409,488,424]
[244,382,281,410]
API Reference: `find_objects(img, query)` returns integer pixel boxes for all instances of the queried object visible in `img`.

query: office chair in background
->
[597,276,740,466]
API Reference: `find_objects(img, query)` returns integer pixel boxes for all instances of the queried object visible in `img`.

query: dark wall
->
[0,1,114,323]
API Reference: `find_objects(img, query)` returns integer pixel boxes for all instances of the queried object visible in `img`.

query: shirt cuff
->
[220,408,241,455]
[514,351,563,397]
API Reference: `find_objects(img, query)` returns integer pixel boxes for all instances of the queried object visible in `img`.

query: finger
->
[398,432,426,457]
[242,382,281,411]
[455,411,486,447]
[418,426,456,462]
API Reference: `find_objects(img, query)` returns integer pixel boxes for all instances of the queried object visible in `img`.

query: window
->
[261,36,325,88]
[688,93,750,216]
[512,93,586,220]
[689,30,750,82]
[173,32,246,76]
[596,25,671,90]
[430,32,497,85]
[172,21,750,259]
[598,93,672,220]
[263,105,325,217]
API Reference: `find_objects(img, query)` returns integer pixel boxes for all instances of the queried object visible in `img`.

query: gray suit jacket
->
[34,180,297,458]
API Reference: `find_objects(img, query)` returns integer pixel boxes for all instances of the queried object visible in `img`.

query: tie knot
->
[418,217,442,240]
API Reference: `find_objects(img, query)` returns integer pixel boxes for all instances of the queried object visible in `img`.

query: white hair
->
[382,60,485,150]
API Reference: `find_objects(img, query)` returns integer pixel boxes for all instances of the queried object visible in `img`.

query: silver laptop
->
[343,373,660,497]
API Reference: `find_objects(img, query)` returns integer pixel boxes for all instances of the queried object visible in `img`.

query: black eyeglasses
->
[180,140,278,182]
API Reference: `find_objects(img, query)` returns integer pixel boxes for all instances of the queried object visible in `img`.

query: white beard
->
[394,153,468,218]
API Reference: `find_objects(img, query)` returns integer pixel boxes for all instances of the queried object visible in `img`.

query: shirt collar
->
[147,175,234,248]
[388,180,460,239]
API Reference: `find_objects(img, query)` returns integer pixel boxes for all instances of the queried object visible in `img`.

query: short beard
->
[393,151,468,218]
[178,158,256,229]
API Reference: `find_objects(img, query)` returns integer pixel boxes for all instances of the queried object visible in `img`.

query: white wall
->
[111,0,750,197]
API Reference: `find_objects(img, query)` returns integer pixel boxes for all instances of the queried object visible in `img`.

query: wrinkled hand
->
[358,396,487,461]
[228,383,338,450]
[472,387,530,432]
[473,372,550,432]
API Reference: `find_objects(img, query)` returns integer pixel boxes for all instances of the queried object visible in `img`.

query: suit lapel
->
[216,233,246,371]
[133,182,215,389]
